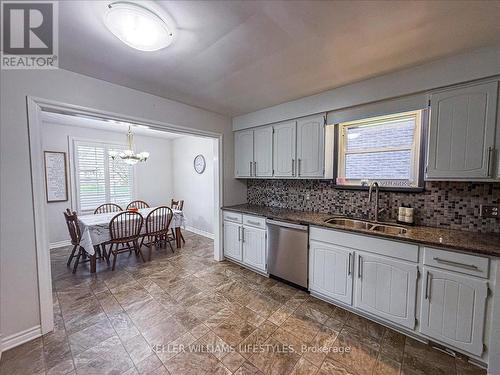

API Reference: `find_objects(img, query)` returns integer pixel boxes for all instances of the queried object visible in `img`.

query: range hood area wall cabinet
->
[234,78,500,181]
[234,114,334,179]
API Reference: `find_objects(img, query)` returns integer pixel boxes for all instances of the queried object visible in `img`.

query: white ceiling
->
[41,111,185,139]
[59,0,500,116]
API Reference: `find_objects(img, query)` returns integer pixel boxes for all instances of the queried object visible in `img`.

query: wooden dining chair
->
[140,206,174,260]
[94,203,123,214]
[64,209,88,273]
[108,211,145,271]
[170,199,185,244]
[126,200,150,210]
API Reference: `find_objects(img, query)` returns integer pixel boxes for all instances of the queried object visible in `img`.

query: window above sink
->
[337,110,425,189]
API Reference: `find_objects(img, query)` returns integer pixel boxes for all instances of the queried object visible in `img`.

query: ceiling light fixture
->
[109,126,150,165]
[104,1,176,51]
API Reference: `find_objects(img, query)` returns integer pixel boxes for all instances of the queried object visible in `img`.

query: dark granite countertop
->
[222,204,500,257]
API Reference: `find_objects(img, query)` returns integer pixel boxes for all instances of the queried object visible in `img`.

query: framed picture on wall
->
[44,151,68,202]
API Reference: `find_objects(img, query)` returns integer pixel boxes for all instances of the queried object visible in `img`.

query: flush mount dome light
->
[104,1,175,51]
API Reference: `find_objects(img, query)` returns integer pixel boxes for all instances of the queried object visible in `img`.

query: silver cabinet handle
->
[348,253,352,276]
[298,158,302,176]
[357,254,362,278]
[487,147,493,177]
[433,257,479,271]
[247,220,260,226]
[249,161,252,177]
[241,227,245,242]
[292,159,295,176]
[238,226,241,242]
[254,161,257,176]
[227,216,238,221]
[425,271,431,300]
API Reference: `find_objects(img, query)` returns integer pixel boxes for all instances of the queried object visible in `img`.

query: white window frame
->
[70,137,136,213]
[337,110,423,188]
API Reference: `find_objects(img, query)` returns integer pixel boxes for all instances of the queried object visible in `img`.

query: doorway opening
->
[27,97,223,335]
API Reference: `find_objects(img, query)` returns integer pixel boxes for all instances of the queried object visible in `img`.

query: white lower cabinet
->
[354,252,418,329]
[242,226,267,272]
[419,267,488,356]
[308,226,494,361]
[309,240,353,305]
[223,213,267,273]
[223,220,242,261]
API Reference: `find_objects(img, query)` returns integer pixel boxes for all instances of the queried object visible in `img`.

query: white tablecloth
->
[78,208,185,255]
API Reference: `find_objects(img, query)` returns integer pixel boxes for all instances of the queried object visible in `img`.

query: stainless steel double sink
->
[324,217,407,235]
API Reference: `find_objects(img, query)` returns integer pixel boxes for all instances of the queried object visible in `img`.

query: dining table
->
[78,207,186,273]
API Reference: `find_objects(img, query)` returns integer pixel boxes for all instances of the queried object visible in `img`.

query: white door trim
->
[26,96,224,335]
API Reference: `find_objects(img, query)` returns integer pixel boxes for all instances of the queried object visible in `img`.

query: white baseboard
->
[1,325,42,353]
[49,239,72,250]
[184,226,214,239]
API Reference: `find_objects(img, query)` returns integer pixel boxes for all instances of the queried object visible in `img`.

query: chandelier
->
[109,126,149,165]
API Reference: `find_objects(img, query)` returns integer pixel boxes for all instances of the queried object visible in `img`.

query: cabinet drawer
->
[223,211,242,223]
[243,214,266,229]
[423,247,489,278]
[310,226,419,262]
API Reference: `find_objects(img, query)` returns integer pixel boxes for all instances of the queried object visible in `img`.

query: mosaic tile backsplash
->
[247,180,500,233]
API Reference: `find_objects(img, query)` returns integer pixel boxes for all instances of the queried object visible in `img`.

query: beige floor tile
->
[2,233,482,375]
[248,337,301,375]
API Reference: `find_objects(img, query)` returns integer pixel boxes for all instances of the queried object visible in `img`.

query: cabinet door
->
[419,267,487,356]
[355,252,417,329]
[427,81,498,179]
[297,115,325,178]
[254,126,273,177]
[235,130,254,178]
[309,240,353,305]
[242,226,266,272]
[223,221,242,261]
[273,121,297,177]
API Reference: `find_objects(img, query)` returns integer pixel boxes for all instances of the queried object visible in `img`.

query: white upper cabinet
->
[355,252,418,329]
[273,121,297,177]
[254,126,273,177]
[309,240,354,306]
[427,81,498,180]
[235,130,254,178]
[419,267,488,356]
[297,115,325,177]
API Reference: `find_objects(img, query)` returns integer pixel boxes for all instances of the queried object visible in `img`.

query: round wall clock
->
[194,154,206,174]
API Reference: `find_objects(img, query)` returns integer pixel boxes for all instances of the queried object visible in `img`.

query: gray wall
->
[171,136,216,236]
[233,44,500,130]
[41,120,175,244]
[0,68,246,340]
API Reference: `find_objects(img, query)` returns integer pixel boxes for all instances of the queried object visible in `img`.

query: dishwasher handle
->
[266,219,308,231]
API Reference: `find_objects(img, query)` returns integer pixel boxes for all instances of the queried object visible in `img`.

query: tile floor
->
[0,231,487,375]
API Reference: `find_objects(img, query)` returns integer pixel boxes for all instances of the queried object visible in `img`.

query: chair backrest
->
[126,200,150,210]
[109,211,143,242]
[171,199,184,211]
[94,203,122,214]
[145,206,173,236]
[63,209,81,245]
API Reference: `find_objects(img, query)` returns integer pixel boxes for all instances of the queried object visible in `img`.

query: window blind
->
[108,146,133,207]
[75,144,107,211]
[74,141,134,212]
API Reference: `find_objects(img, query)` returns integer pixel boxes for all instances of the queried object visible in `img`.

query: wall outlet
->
[480,205,499,218]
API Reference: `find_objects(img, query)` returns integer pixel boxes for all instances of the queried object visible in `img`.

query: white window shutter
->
[75,144,107,211]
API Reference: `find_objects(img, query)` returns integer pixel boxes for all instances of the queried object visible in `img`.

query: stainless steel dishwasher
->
[267,219,309,289]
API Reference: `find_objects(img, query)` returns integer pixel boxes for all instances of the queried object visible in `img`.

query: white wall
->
[0,68,246,341]
[171,136,216,237]
[233,44,500,129]
[41,120,175,245]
